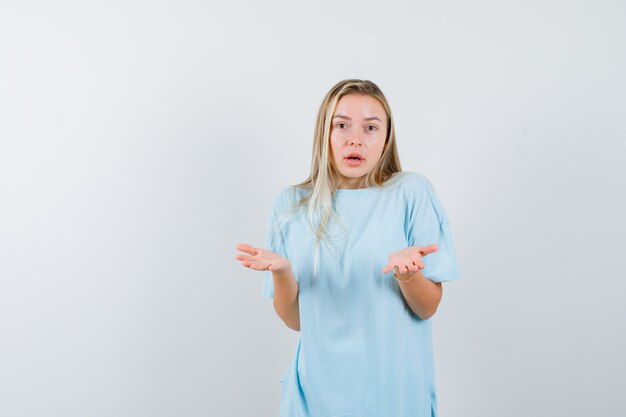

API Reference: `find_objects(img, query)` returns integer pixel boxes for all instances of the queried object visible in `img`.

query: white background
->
[1,1,625,416]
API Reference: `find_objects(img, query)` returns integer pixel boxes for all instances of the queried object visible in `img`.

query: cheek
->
[365,134,385,149]
[329,136,342,157]
[370,137,386,160]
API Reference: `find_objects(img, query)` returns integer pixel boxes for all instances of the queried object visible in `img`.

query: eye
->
[336,122,348,129]
[367,125,377,131]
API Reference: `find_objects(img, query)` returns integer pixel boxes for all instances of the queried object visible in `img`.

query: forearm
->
[271,267,300,331]
[396,270,442,320]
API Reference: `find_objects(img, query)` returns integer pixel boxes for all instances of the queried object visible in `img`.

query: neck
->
[337,178,367,189]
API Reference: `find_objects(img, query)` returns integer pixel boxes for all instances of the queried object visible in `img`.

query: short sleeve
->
[261,190,290,298]
[405,176,460,283]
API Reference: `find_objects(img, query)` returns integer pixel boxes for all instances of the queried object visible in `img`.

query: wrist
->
[394,268,424,283]
[271,262,293,277]
[394,271,416,282]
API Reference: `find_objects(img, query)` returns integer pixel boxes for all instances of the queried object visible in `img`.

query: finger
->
[382,264,394,273]
[235,243,259,255]
[418,262,424,269]
[235,254,255,261]
[419,244,438,255]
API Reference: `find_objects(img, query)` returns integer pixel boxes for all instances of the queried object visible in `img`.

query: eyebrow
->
[333,114,383,122]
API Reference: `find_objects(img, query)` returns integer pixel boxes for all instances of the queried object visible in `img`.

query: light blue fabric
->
[262,171,460,417]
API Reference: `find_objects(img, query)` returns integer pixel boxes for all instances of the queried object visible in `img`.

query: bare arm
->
[394,269,442,319]
[235,243,300,331]
[382,244,443,320]
[270,267,300,331]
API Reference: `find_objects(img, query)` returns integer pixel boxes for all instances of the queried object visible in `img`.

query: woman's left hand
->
[382,244,439,274]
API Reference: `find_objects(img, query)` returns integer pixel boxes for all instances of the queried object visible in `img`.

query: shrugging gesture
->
[234,243,300,330]
[236,79,461,415]
[382,244,442,320]
[382,244,439,275]
[234,243,291,272]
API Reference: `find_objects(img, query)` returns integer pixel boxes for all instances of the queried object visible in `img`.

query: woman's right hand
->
[234,243,291,273]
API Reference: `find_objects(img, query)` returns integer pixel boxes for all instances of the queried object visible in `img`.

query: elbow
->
[274,302,300,331]
[418,308,437,320]
[414,304,439,320]
[415,287,443,320]
[285,320,301,331]
[280,312,300,331]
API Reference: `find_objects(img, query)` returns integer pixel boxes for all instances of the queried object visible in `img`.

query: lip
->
[344,152,365,167]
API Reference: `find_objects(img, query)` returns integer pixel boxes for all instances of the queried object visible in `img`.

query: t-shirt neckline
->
[334,187,378,196]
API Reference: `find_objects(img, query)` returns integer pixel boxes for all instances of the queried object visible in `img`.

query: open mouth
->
[344,152,364,161]
[344,153,365,166]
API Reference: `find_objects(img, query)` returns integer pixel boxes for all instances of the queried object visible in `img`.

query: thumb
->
[419,244,438,255]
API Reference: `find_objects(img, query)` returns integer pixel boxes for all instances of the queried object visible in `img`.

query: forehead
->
[334,94,386,119]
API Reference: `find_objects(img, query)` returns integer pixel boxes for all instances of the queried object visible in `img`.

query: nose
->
[348,132,363,147]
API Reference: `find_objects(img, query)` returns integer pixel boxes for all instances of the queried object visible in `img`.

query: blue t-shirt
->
[262,171,460,417]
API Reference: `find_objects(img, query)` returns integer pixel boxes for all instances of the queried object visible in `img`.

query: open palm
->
[235,243,291,272]
[382,244,438,275]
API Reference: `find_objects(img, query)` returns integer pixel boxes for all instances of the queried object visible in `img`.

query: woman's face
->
[329,94,388,189]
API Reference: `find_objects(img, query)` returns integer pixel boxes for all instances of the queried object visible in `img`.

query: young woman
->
[235,79,460,417]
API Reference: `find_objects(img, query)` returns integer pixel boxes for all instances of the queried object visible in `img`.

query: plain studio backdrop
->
[1,1,625,416]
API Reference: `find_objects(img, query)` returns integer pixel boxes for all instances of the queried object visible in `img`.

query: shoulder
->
[383,171,437,196]
[385,171,448,217]
[270,184,311,214]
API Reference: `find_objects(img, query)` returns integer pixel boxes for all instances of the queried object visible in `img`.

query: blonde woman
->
[235,79,460,417]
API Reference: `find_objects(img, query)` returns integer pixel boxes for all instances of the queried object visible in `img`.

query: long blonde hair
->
[294,79,402,239]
